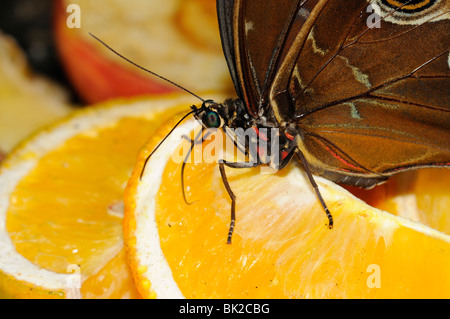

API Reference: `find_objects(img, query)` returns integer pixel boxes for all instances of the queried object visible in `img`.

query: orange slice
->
[124,114,450,299]
[352,169,450,236]
[0,94,206,298]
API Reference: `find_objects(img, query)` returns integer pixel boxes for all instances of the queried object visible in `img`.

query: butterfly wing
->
[216,0,320,117]
[216,0,242,99]
[267,0,450,186]
[217,0,449,187]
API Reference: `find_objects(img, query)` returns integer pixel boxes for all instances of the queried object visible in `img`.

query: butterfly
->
[195,0,450,243]
[92,0,450,244]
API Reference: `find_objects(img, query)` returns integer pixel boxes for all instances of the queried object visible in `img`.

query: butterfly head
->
[194,98,253,132]
[192,99,227,129]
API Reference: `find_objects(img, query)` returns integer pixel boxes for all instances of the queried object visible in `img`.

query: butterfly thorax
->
[213,98,298,169]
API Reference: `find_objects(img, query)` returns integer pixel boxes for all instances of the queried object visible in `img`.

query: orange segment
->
[0,94,212,298]
[81,249,137,299]
[6,116,151,275]
[346,169,450,235]
[377,169,450,235]
[124,115,450,299]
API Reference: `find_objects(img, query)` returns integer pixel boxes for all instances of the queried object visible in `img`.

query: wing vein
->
[294,0,429,100]
[258,0,307,111]
[310,128,450,152]
[304,131,380,174]
[298,50,450,118]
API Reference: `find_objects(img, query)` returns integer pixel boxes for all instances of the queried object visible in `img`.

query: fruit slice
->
[351,169,450,236]
[0,94,204,298]
[124,115,450,299]
[0,31,72,153]
[54,0,234,103]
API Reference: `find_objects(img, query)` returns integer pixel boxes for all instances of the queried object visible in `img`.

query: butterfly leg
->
[218,159,261,244]
[220,160,261,169]
[181,133,209,144]
[277,147,298,170]
[295,149,334,229]
[218,161,236,244]
[181,128,214,204]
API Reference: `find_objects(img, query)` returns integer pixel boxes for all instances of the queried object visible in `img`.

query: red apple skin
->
[53,0,177,104]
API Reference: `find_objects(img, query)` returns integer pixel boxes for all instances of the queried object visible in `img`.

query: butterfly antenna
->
[89,33,206,103]
[139,108,199,180]
[180,128,203,205]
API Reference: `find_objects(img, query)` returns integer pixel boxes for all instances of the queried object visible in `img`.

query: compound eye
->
[203,111,222,128]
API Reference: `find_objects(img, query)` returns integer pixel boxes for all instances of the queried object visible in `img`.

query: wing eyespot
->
[371,0,448,25]
[382,0,438,13]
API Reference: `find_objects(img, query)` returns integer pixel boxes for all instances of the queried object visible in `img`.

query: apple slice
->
[53,0,235,103]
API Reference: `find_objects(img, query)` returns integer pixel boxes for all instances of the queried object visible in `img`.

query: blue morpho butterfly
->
[91,0,450,244]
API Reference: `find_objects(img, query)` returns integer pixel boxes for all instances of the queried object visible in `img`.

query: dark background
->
[0,0,76,99]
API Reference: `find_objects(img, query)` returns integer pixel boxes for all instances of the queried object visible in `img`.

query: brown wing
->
[269,0,450,186]
[217,0,321,117]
